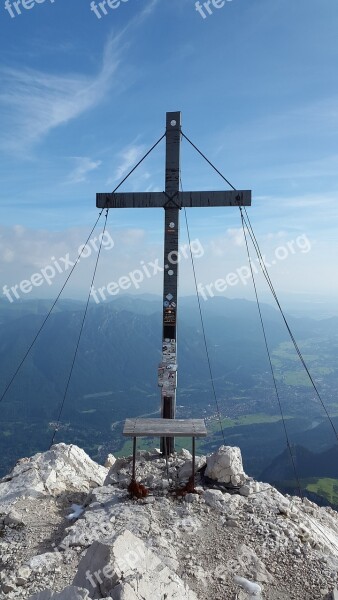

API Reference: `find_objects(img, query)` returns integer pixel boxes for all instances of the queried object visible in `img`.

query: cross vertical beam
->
[96,111,252,458]
[159,112,181,454]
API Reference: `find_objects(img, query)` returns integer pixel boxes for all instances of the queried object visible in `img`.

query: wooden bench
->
[123,418,207,487]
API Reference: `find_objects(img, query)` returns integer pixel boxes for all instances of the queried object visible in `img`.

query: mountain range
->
[0,295,337,492]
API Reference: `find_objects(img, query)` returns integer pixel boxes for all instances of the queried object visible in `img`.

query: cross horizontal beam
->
[97,190,251,209]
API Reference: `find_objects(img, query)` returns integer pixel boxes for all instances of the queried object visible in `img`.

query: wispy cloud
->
[67,157,102,184]
[110,144,146,183]
[0,0,160,155]
[0,37,119,154]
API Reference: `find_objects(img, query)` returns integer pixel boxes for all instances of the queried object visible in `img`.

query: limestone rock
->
[1,575,17,593]
[178,456,206,481]
[234,575,262,598]
[178,448,192,461]
[240,481,260,497]
[28,587,92,599]
[237,544,274,584]
[109,530,197,599]
[105,454,116,469]
[203,488,227,510]
[2,444,338,600]
[184,493,200,504]
[29,552,63,572]
[28,592,53,600]
[205,445,246,485]
[73,530,197,600]
[0,443,108,506]
[4,508,25,527]
[73,540,117,599]
[104,457,132,486]
[15,565,32,586]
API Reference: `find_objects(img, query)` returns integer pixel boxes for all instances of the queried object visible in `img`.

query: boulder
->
[0,444,108,506]
[73,530,197,600]
[205,445,246,486]
[73,541,117,599]
[178,456,206,481]
[110,530,197,599]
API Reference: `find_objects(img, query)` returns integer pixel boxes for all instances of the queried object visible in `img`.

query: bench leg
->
[132,437,137,481]
[164,435,169,480]
[192,436,196,489]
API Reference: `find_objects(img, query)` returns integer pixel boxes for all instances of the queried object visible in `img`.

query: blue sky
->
[0,0,338,313]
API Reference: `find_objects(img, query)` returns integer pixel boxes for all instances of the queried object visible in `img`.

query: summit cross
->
[96,111,251,453]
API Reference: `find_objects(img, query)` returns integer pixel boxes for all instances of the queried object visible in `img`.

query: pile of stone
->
[0,443,337,600]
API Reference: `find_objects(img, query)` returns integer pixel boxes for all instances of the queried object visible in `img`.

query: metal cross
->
[97,111,251,454]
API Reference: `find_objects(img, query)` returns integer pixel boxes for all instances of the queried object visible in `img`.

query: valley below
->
[1,295,338,508]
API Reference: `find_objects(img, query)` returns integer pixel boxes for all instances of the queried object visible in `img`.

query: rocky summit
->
[0,443,338,600]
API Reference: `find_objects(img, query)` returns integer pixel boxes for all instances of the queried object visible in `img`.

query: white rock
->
[79,530,198,600]
[85,485,125,507]
[110,582,140,599]
[104,457,132,486]
[3,444,338,600]
[56,589,92,600]
[240,481,259,497]
[237,544,274,583]
[28,588,92,599]
[4,508,25,527]
[184,493,200,504]
[28,592,53,600]
[226,518,239,527]
[178,449,192,461]
[73,540,117,598]
[203,489,227,510]
[29,552,63,572]
[234,575,262,598]
[178,456,206,481]
[0,444,107,506]
[205,445,246,485]
[16,565,32,586]
[67,504,85,521]
[105,454,117,469]
[61,499,152,549]
[1,576,16,593]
